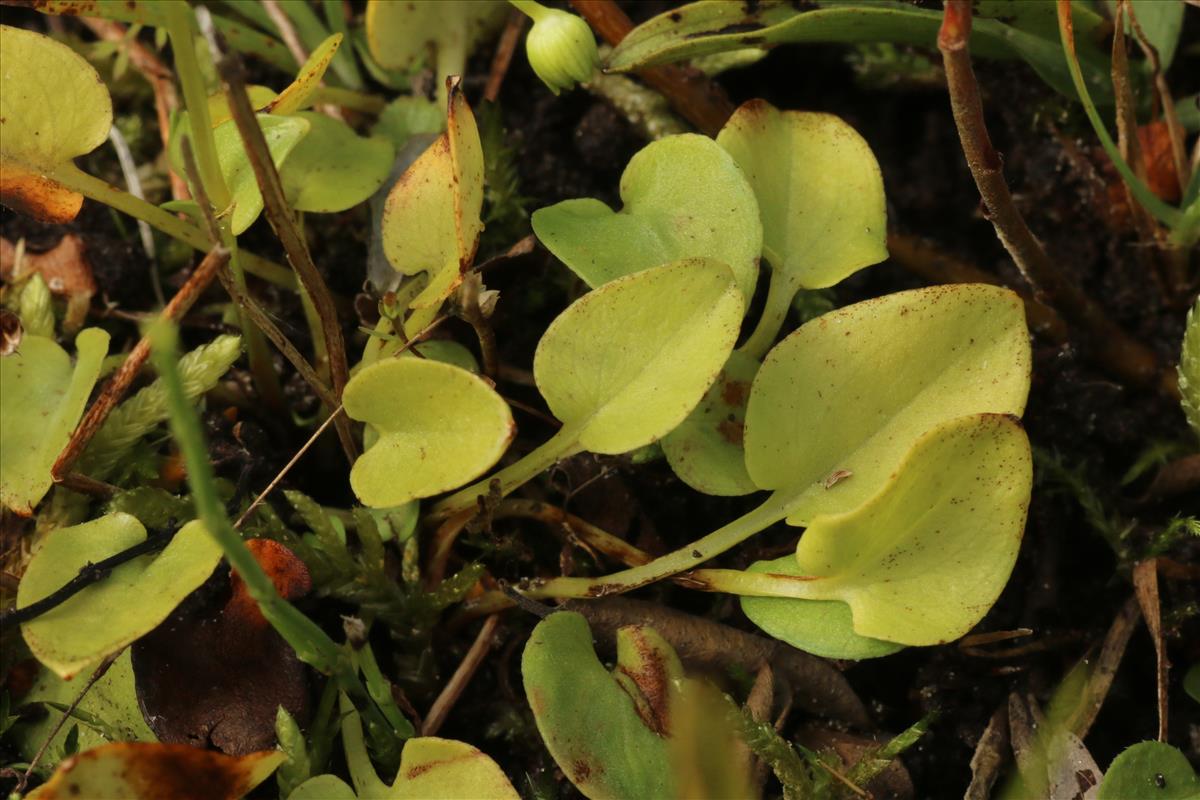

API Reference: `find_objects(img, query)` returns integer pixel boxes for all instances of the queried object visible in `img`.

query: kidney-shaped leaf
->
[532,134,762,308]
[18,514,224,678]
[28,743,284,800]
[780,413,1032,646]
[717,100,887,290]
[1,329,109,515]
[344,357,514,508]
[365,0,507,72]
[746,283,1031,526]
[1097,741,1200,800]
[290,693,518,800]
[535,259,742,455]
[214,114,310,234]
[0,25,113,222]
[740,555,903,660]
[523,612,675,800]
[282,112,394,213]
[661,349,760,496]
[381,80,483,310]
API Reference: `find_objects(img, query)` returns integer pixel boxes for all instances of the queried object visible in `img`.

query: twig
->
[51,247,230,482]
[14,652,120,795]
[492,499,651,567]
[426,509,475,588]
[568,0,735,136]
[56,472,119,499]
[1125,2,1191,196]
[1132,559,1168,742]
[1,526,178,627]
[214,49,358,463]
[937,0,1170,396]
[420,614,502,736]
[965,704,1010,800]
[485,10,527,103]
[1063,596,1140,738]
[178,137,338,412]
[232,405,344,530]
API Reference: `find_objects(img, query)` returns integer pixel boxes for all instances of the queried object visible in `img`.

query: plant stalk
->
[520,492,790,598]
[429,424,584,522]
[939,0,1171,396]
[739,268,799,362]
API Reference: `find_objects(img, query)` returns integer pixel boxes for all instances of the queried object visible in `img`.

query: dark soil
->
[2,2,1198,799]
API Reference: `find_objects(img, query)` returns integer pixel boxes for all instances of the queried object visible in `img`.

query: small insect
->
[822,468,853,489]
[0,308,22,356]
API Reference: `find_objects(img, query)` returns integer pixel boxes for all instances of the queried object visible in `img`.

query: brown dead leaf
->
[1,233,96,332]
[131,539,312,755]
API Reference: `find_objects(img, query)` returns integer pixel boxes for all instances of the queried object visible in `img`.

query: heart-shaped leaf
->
[1,329,109,515]
[11,652,156,772]
[365,0,507,72]
[289,694,518,799]
[523,612,675,800]
[0,25,113,222]
[1098,742,1200,800]
[532,134,762,308]
[344,357,514,508]
[265,33,342,116]
[282,112,394,213]
[18,514,224,678]
[716,100,887,290]
[535,258,743,454]
[380,80,483,311]
[764,413,1032,646]
[661,349,760,496]
[740,556,903,660]
[28,743,284,800]
[746,283,1031,526]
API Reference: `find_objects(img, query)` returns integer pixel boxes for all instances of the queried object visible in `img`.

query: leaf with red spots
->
[131,539,313,755]
[27,742,283,800]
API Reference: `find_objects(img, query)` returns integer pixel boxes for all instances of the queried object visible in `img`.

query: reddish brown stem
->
[485,9,527,103]
[938,0,1170,396]
[52,246,230,481]
[216,52,358,463]
[569,0,735,136]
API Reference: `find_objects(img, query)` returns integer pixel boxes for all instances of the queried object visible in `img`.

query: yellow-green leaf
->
[282,112,394,213]
[1,329,109,515]
[535,259,743,454]
[783,413,1032,646]
[18,515,224,678]
[29,742,283,800]
[740,555,903,660]
[745,284,1031,526]
[344,358,514,508]
[661,350,760,496]
[716,100,887,290]
[380,80,484,311]
[265,33,342,116]
[532,134,762,308]
[364,0,507,72]
[0,25,113,222]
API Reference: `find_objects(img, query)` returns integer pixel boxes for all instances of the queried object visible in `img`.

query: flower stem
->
[522,492,791,598]
[428,424,584,522]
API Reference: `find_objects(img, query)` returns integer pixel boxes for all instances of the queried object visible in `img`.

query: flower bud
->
[516,2,599,95]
